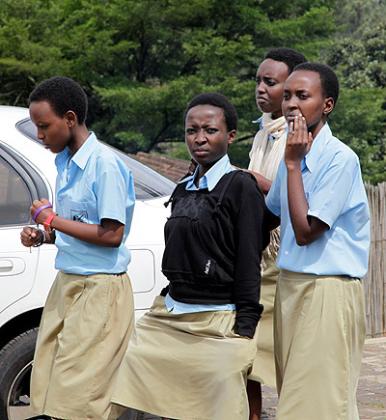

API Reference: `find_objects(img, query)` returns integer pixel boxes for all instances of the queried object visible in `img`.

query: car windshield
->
[16,118,175,200]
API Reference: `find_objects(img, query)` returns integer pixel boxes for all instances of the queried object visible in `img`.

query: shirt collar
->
[303,123,331,173]
[252,115,263,126]
[55,132,97,171]
[184,154,232,191]
[71,132,98,170]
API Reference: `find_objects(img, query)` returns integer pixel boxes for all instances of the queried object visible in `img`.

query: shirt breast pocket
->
[63,200,90,224]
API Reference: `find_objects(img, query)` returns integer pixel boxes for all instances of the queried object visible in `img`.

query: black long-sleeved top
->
[162,170,269,338]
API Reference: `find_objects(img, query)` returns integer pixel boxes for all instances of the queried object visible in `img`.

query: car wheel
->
[0,328,37,420]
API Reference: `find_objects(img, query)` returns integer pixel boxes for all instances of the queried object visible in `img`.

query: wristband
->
[43,213,56,232]
[32,229,45,247]
[32,203,53,222]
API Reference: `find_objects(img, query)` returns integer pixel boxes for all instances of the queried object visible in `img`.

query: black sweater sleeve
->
[232,173,266,338]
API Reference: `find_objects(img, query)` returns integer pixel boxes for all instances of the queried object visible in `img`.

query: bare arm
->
[51,216,124,247]
[30,199,124,247]
[285,116,328,246]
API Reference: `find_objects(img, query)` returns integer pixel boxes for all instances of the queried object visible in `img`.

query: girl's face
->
[255,58,289,119]
[282,70,334,138]
[29,100,73,154]
[185,105,235,174]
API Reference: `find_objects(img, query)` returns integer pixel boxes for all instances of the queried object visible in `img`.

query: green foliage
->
[0,0,384,182]
[330,88,386,184]
[322,3,386,89]
[321,0,386,183]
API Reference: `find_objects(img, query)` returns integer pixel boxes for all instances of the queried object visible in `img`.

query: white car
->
[0,105,173,420]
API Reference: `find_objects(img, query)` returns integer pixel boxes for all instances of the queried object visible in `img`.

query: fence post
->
[364,182,386,337]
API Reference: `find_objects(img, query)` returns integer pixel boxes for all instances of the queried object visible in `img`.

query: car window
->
[0,156,32,226]
[16,118,175,200]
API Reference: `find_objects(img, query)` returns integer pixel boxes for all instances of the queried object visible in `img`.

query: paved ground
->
[260,337,386,420]
[11,338,386,420]
[357,337,386,420]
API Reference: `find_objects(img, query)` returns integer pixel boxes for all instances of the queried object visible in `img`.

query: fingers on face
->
[289,116,302,141]
[298,116,308,143]
[288,116,310,147]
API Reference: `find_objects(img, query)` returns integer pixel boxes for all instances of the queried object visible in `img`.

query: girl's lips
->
[286,114,301,121]
[194,149,209,156]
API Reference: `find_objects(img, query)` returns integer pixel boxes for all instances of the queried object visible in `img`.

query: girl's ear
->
[227,129,237,145]
[64,110,77,128]
[323,97,334,116]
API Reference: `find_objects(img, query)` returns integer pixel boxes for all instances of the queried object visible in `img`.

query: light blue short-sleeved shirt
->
[165,154,236,313]
[266,123,370,278]
[54,132,135,275]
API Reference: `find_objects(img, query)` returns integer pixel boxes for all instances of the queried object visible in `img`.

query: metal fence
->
[364,182,386,337]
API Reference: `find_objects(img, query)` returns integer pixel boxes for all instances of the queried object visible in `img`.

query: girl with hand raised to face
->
[267,63,370,420]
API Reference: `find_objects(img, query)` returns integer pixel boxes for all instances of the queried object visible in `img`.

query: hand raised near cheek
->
[285,116,312,164]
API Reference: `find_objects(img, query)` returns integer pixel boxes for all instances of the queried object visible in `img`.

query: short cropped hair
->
[184,93,238,131]
[264,48,307,74]
[293,62,340,106]
[29,76,88,123]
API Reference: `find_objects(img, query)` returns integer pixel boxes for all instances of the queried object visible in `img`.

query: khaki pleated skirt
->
[112,296,258,420]
[274,270,366,420]
[30,271,134,420]
[248,252,278,388]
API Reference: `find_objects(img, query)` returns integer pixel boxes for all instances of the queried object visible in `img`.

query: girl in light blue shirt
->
[266,63,370,420]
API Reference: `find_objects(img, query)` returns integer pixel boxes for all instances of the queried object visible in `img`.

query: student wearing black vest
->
[112,93,270,420]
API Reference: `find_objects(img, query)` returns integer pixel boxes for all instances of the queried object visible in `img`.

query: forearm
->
[234,201,264,337]
[287,164,328,245]
[234,280,263,338]
[50,216,123,247]
[286,163,312,246]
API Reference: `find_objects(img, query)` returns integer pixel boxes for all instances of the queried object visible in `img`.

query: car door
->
[0,144,51,313]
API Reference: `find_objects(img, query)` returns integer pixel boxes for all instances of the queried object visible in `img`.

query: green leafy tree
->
[321,0,386,183]
[0,0,383,182]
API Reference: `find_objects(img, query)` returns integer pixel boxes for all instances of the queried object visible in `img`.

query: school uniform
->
[30,133,136,420]
[266,123,370,420]
[248,113,287,388]
[112,155,268,420]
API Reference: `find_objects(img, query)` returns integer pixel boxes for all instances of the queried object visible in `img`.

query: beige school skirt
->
[274,270,366,420]
[112,296,258,420]
[248,252,278,388]
[30,271,134,420]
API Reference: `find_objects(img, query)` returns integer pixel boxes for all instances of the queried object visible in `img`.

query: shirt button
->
[284,251,289,255]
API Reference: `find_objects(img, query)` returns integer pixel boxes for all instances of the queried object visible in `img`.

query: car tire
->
[0,328,38,420]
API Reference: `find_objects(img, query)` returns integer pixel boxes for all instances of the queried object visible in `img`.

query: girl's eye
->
[266,79,276,86]
[206,128,217,134]
[186,128,195,135]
